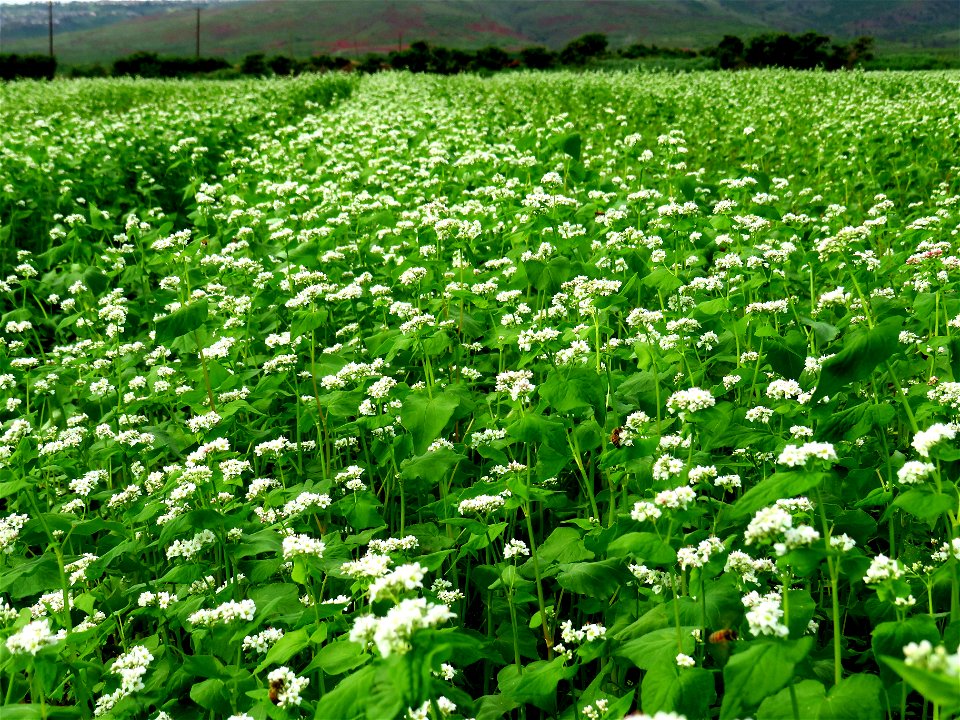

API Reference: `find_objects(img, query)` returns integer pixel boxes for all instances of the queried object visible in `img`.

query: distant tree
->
[113,52,163,77]
[846,36,875,67]
[389,40,431,73]
[621,43,654,59]
[357,54,387,73]
[241,53,268,76]
[472,45,509,71]
[520,46,556,69]
[306,54,336,72]
[793,31,831,68]
[0,54,57,80]
[559,33,608,65]
[267,55,297,76]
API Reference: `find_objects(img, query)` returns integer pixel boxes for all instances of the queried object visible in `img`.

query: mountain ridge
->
[1,0,956,65]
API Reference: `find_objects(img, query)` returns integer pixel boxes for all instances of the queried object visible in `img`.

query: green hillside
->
[2,0,957,65]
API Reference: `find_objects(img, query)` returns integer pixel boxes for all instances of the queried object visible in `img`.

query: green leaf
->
[813,317,901,401]
[559,133,582,162]
[556,559,624,599]
[893,487,954,525]
[732,472,830,518]
[606,532,677,564]
[641,665,715,717]
[498,657,577,712]
[757,679,825,720]
[155,299,208,343]
[881,656,960,709]
[366,660,407,720]
[539,367,604,417]
[309,641,370,676]
[314,665,375,720]
[533,526,592,565]
[255,627,310,672]
[400,390,461,455]
[817,674,884,720]
[872,616,941,686]
[617,627,696,670]
[190,678,226,711]
[0,555,60,598]
[720,638,814,720]
[400,447,465,482]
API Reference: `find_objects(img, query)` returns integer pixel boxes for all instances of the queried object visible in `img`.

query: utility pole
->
[48,0,53,58]
[195,5,200,59]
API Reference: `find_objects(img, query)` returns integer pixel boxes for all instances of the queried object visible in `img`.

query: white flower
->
[897,461,935,485]
[503,539,530,560]
[777,441,837,467]
[458,494,506,515]
[654,486,696,510]
[630,501,662,523]
[369,563,426,602]
[266,666,309,708]
[350,597,455,657]
[188,599,256,626]
[281,533,326,560]
[676,653,696,668]
[495,370,536,402]
[744,593,788,638]
[863,554,904,584]
[5,619,60,656]
[666,387,715,415]
[744,506,793,545]
[912,424,956,457]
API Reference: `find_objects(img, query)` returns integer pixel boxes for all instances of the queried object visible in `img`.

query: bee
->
[708,628,738,644]
[610,426,623,448]
[268,677,284,705]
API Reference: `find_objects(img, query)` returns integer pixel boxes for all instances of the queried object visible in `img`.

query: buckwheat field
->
[1,70,959,720]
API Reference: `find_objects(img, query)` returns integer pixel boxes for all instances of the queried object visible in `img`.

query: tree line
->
[0,31,877,80]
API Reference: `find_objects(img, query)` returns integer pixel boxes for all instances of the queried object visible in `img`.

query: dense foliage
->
[0,70,959,720]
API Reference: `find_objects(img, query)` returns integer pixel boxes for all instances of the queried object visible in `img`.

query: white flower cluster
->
[863,554,904,584]
[503,539,530,560]
[368,535,419,554]
[243,627,284,654]
[654,486,697,510]
[559,619,607,644]
[677,537,723,569]
[458,493,507,515]
[629,564,672,594]
[0,513,29,554]
[773,525,821,556]
[350,597,455,657]
[138,591,178,609]
[903,640,960,678]
[666,387,715,416]
[743,591,788,638]
[407,697,457,720]
[166,529,216,560]
[744,505,793,545]
[188,598,256,626]
[369,562,426,602]
[342,552,392,578]
[495,370,536,402]
[94,645,154,716]
[897,460,935,485]
[912,423,956,458]
[266,666,309,708]
[630,501,662,523]
[777,441,837,467]
[5,618,60,656]
[282,533,326,560]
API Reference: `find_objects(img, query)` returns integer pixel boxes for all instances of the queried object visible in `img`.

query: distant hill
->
[2,0,957,65]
